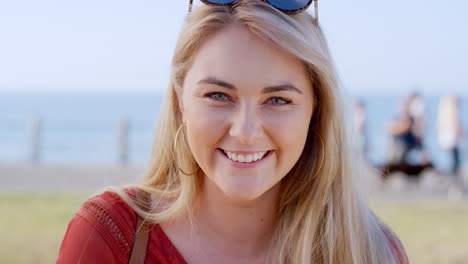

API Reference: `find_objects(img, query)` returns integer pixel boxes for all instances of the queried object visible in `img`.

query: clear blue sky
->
[0,0,467,95]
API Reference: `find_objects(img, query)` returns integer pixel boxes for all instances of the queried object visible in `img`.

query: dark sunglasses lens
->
[204,0,236,4]
[266,0,313,12]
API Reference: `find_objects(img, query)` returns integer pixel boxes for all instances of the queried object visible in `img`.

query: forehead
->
[188,24,310,89]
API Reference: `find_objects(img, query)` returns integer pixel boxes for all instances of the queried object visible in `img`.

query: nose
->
[229,103,264,145]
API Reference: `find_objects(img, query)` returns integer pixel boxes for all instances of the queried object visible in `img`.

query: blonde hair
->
[113,1,407,263]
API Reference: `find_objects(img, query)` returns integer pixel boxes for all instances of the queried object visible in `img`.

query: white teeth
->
[223,150,268,163]
[253,153,259,161]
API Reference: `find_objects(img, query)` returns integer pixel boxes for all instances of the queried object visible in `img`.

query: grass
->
[0,193,89,264]
[0,193,467,264]
[372,199,468,264]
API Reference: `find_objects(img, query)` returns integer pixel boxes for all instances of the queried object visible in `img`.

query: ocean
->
[0,94,467,171]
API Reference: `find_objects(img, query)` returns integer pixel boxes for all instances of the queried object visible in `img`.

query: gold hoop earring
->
[174,122,200,176]
[293,130,325,183]
[173,121,186,152]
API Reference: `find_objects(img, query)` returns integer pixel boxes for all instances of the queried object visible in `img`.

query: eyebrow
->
[197,77,303,95]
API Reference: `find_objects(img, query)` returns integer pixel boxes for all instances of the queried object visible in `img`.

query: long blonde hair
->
[113,1,407,263]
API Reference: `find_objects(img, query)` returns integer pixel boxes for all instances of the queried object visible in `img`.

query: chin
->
[220,182,269,206]
[204,169,279,206]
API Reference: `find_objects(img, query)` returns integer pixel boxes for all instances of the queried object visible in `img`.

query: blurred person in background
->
[56,1,408,263]
[437,95,464,198]
[386,92,430,167]
[407,91,432,164]
[407,92,426,151]
[386,95,419,165]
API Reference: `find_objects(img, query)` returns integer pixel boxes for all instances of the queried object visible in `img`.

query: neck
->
[192,177,280,260]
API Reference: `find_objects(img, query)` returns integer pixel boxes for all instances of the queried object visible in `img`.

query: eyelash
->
[205,92,292,105]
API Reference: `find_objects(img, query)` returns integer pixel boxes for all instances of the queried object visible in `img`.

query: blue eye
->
[268,97,291,105]
[206,92,229,101]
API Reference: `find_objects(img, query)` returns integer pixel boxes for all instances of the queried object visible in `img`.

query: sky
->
[0,0,467,96]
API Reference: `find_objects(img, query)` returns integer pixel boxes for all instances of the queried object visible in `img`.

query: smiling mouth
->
[219,149,271,163]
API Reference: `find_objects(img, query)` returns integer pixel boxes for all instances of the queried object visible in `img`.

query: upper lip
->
[219,148,271,154]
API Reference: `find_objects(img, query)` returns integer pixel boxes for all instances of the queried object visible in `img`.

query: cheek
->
[184,103,230,164]
[186,104,229,138]
[264,109,311,164]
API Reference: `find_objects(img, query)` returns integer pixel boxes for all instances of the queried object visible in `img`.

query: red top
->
[57,191,407,264]
[56,191,188,264]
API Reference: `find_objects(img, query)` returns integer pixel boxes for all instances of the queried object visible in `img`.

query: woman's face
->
[181,25,314,202]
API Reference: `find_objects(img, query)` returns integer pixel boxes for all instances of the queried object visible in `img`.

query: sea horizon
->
[1,93,467,170]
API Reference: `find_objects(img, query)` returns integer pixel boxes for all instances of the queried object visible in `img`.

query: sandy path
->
[1,164,466,199]
[0,164,145,193]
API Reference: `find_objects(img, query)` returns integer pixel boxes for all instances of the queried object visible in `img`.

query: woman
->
[437,95,464,198]
[386,95,419,165]
[437,95,463,175]
[57,1,408,263]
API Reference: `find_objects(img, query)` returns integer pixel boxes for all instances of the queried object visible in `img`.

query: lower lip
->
[217,149,273,169]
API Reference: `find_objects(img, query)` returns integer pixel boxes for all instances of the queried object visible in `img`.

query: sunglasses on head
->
[188,0,318,21]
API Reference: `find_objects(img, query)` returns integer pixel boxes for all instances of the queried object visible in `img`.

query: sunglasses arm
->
[189,0,193,12]
[314,0,319,23]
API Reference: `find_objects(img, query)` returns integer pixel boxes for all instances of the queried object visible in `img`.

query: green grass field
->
[1,193,467,264]
[0,193,89,264]
[372,199,468,264]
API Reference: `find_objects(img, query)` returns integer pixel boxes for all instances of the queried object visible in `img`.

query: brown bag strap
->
[129,191,151,264]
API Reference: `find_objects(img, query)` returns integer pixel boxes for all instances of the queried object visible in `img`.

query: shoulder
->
[379,222,409,264]
[77,189,138,232]
[57,190,138,264]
